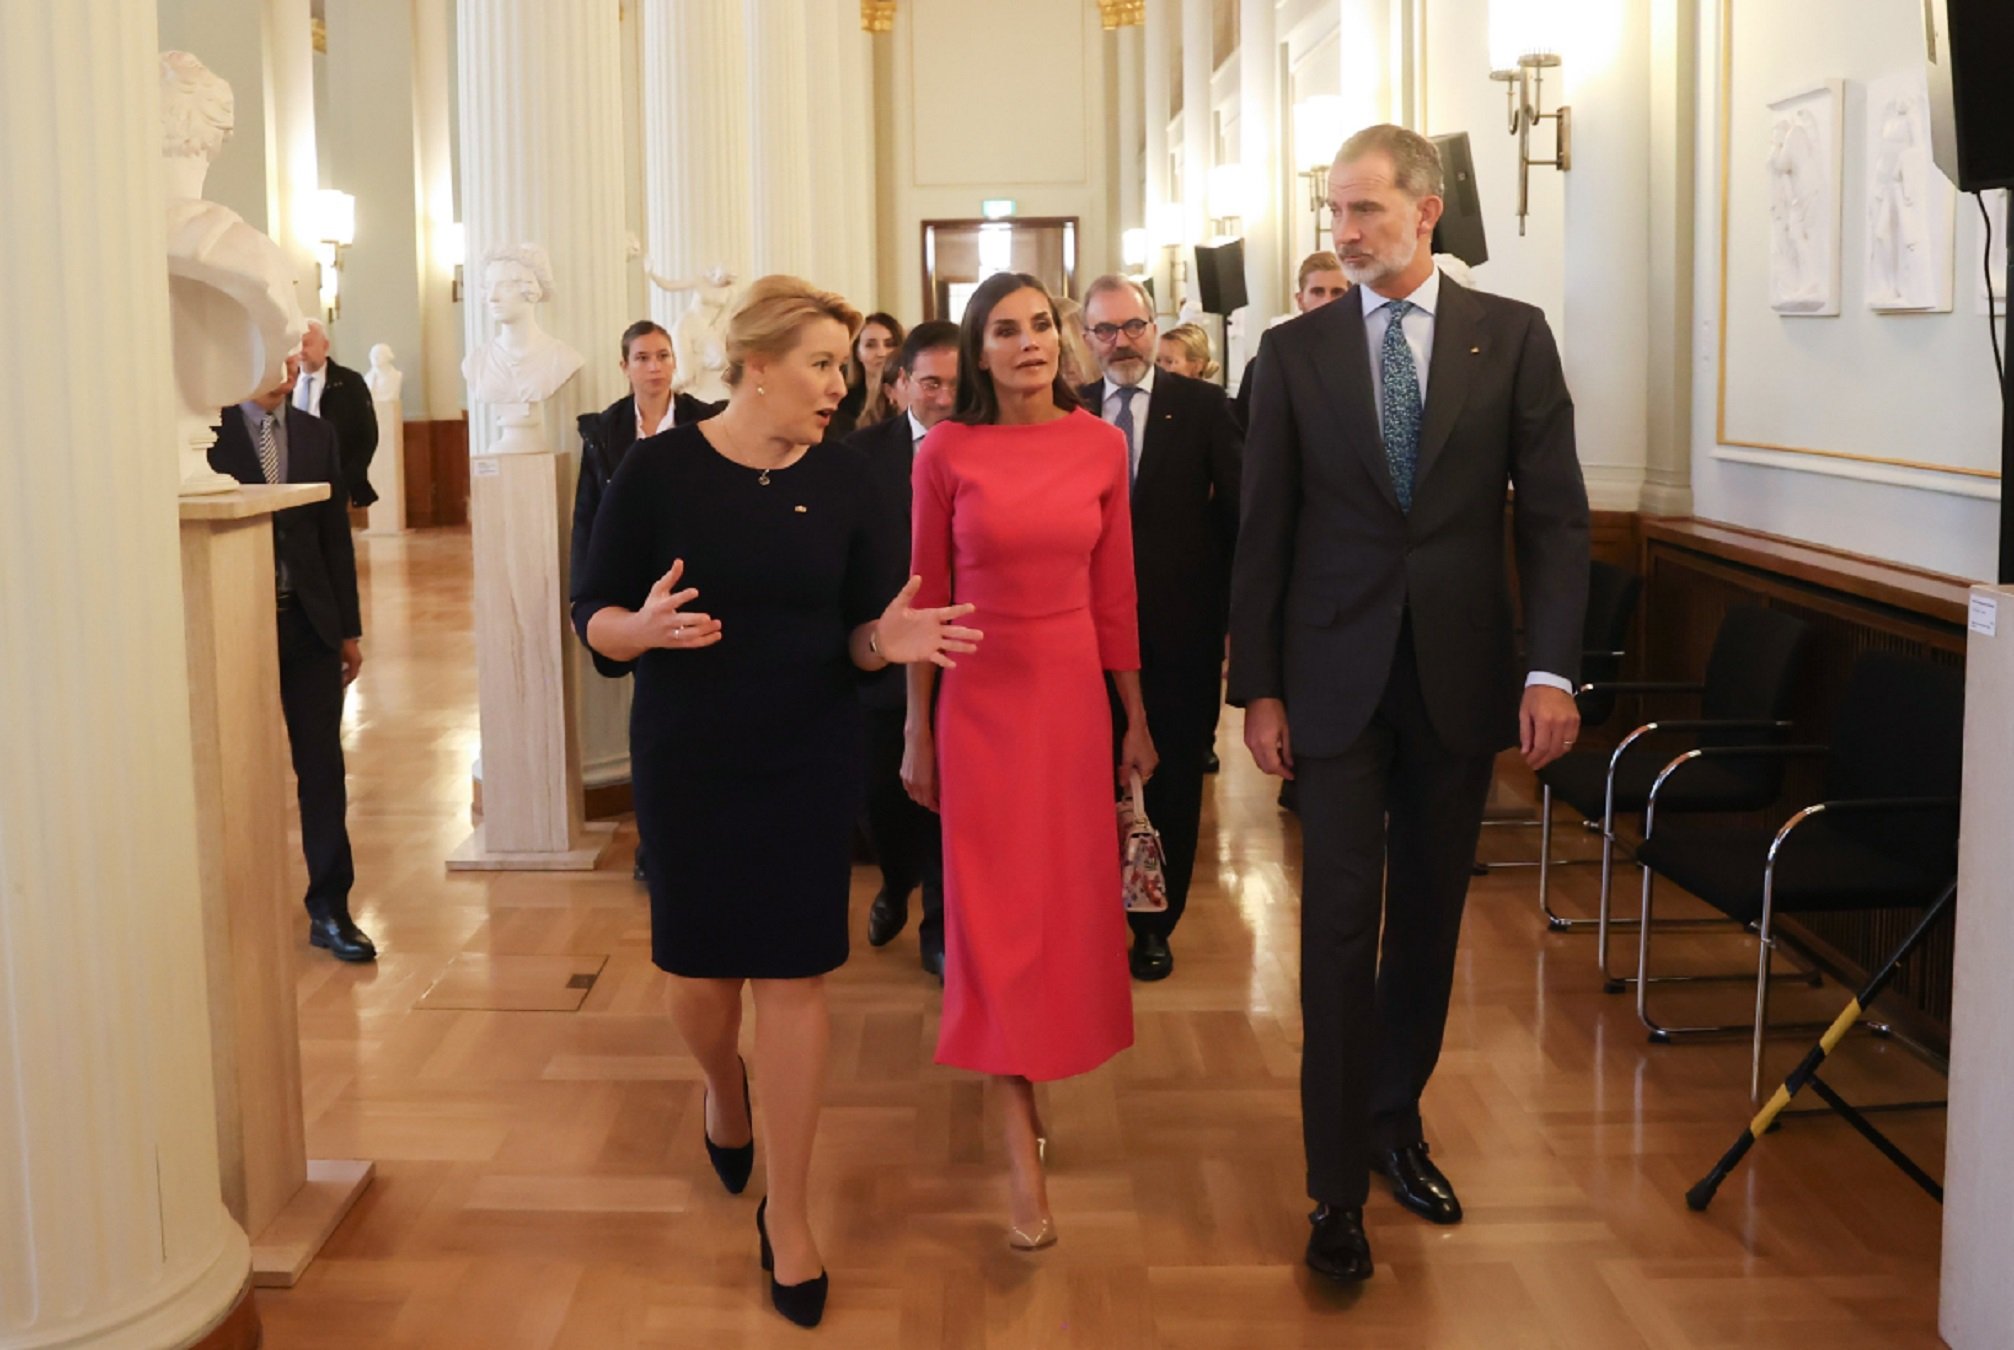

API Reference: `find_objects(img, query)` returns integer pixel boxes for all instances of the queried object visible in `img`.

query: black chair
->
[1632,651,1964,1101]
[1532,606,1814,988]
[1483,561,1641,863]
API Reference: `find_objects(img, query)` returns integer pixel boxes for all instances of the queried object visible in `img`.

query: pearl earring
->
[757,384,767,395]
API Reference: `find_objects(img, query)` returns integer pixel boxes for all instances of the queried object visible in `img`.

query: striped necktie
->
[1379,299,1422,512]
[1114,384,1141,485]
[257,412,281,484]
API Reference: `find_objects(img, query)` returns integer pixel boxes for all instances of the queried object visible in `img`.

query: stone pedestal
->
[1940,582,2014,1347]
[366,393,408,534]
[179,488,374,1288]
[449,434,615,870]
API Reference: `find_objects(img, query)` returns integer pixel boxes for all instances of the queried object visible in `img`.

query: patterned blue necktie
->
[1113,384,1141,485]
[1379,299,1422,512]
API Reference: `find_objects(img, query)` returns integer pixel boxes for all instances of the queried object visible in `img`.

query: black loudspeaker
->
[1925,0,2014,191]
[1430,132,1489,267]
[1192,239,1248,315]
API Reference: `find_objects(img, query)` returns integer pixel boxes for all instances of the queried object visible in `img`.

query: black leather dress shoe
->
[307,911,377,963]
[1374,1141,1463,1224]
[757,1198,829,1328]
[919,942,945,982]
[632,843,648,883]
[1305,1204,1373,1283]
[1129,931,1173,981]
[866,888,908,947]
[704,1057,755,1194]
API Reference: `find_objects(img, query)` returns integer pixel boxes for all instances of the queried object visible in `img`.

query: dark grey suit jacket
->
[1226,276,1589,758]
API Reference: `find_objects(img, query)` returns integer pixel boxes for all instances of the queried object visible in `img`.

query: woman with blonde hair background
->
[574,276,980,1328]
[1156,322,1222,382]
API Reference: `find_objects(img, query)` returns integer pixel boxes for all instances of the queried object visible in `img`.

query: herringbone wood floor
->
[255,528,1947,1348]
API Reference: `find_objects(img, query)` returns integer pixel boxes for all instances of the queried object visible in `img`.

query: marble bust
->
[364,343,402,402]
[461,243,584,409]
[645,261,739,403]
[161,50,307,493]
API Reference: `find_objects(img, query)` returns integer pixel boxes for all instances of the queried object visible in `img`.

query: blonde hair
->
[724,275,864,388]
[1296,250,1345,293]
[1051,296,1101,390]
[1160,323,1220,381]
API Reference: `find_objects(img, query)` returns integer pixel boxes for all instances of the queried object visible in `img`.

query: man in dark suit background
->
[296,319,380,508]
[211,355,376,963]
[1078,275,1243,983]
[845,320,960,980]
[1229,125,1588,1283]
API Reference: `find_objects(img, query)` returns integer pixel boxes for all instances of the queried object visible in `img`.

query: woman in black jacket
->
[571,319,722,880]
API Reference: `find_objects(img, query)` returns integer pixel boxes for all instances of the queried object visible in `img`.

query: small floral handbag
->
[1118,771,1169,913]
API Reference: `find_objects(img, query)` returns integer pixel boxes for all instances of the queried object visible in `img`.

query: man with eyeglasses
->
[845,319,960,980]
[1077,275,1243,982]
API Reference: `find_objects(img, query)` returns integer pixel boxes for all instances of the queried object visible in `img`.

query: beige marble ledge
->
[179,483,328,521]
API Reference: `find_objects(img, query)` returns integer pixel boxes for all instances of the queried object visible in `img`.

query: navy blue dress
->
[573,425,900,978]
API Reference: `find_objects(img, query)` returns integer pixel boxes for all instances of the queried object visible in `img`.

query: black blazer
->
[210,405,363,653]
[313,358,380,508]
[843,412,919,712]
[571,392,722,587]
[1078,371,1243,704]
[1226,277,1589,758]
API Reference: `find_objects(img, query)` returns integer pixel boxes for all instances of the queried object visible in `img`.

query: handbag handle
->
[1129,769,1148,824]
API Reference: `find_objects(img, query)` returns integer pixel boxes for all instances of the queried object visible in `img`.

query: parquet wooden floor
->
[256,528,1948,1348]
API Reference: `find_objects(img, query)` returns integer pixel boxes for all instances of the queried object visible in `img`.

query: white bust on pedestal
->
[160,51,308,495]
[462,243,583,452]
[364,342,403,403]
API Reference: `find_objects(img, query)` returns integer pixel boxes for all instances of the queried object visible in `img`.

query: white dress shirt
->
[907,409,930,451]
[294,364,326,417]
[1098,365,1154,480]
[636,398,676,441]
[1361,267,1570,697]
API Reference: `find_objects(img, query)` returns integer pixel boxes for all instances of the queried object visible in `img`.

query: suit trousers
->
[862,705,943,951]
[278,603,356,918]
[1117,659,1219,942]
[1295,618,1495,1207]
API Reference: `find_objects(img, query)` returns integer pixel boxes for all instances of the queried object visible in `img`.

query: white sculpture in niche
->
[462,243,584,451]
[1764,80,1842,316]
[161,50,308,494]
[1864,69,1954,314]
[364,343,403,403]
[644,262,740,403]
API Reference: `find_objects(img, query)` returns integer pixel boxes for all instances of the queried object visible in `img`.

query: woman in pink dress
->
[903,272,1158,1250]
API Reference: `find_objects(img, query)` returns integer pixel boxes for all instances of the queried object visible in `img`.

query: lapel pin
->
[793,504,808,513]
[1470,345,1481,354]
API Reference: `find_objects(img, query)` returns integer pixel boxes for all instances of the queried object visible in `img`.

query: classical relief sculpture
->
[1864,70,1953,314]
[161,50,308,493]
[461,243,585,410]
[644,262,739,403]
[364,344,403,403]
[1762,82,1840,317]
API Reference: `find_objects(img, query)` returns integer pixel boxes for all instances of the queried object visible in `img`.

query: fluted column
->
[833,14,878,307]
[746,0,816,277]
[801,0,847,294]
[457,0,633,818]
[1143,0,1173,316]
[264,0,321,295]
[642,0,752,331]
[1238,0,1282,351]
[1115,24,1144,255]
[1180,0,1212,248]
[0,3,253,1346]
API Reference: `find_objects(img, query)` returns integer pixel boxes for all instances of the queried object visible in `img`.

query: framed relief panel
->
[1765,80,1843,316]
[1863,67,1955,314]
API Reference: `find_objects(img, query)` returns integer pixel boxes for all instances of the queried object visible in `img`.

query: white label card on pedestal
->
[473,457,501,478]
[1969,594,1998,638]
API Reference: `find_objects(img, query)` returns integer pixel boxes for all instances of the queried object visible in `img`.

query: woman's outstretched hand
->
[874,576,983,668]
[637,559,723,651]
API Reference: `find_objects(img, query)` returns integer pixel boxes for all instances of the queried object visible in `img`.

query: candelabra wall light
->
[1207,162,1249,241]
[1488,0,1571,236]
[1293,95,1348,235]
[313,188,355,321]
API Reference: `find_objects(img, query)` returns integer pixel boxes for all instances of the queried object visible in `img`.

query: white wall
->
[875,0,1119,321]
[1690,0,2003,579]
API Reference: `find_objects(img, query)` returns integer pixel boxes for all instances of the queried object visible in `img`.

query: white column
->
[746,0,816,277]
[642,0,752,332]
[264,0,321,295]
[1238,0,1283,346]
[1642,0,1697,517]
[1558,3,1653,513]
[834,16,879,307]
[1180,0,1212,248]
[413,0,463,421]
[458,0,633,825]
[1144,1,1173,316]
[0,3,253,1345]
[801,0,848,293]
[1116,24,1144,249]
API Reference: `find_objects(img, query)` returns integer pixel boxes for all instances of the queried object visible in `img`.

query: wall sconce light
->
[1207,162,1249,240]
[312,188,355,320]
[444,221,466,303]
[1488,0,1571,236]
[1293,95,1348,230]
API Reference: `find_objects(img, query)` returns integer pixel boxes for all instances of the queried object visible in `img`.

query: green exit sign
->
[981,198,1017,219]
